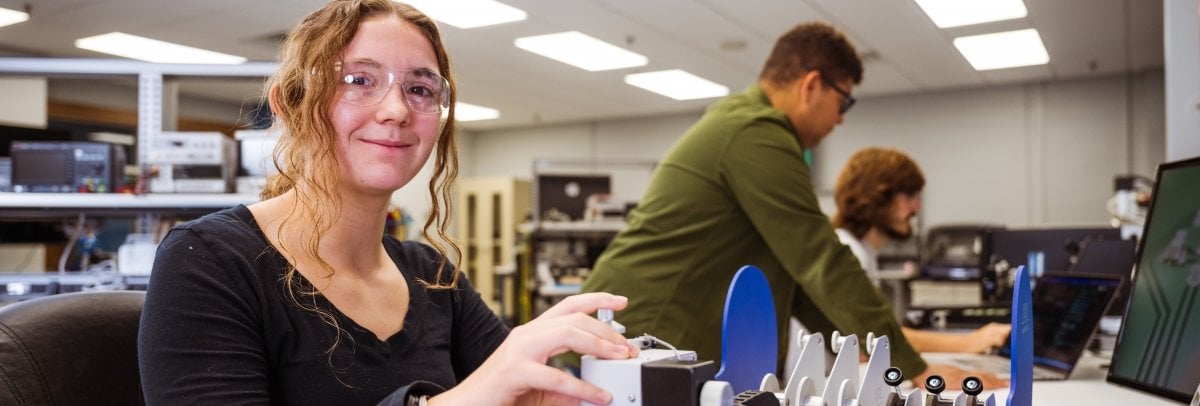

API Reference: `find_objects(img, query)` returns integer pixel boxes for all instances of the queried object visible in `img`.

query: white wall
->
[460,70,1166,231]
[1164,0,1200,160]
[462,113,699,205]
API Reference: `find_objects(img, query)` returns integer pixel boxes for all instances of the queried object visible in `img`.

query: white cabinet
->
[455,177,531,320]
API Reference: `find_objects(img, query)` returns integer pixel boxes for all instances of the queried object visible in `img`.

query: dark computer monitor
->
[1107,156,1200,402]
[982,227,1122,303]
[535,174,611,222]
[1069,238,1137,315]
[987,228,1123,274]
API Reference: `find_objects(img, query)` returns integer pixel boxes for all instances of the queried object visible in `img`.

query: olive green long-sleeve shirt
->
[582,85,927,375]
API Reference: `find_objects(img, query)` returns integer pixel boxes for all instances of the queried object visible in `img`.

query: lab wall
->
[457,70,1167,231]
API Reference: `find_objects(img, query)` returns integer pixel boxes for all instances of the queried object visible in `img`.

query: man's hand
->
[913,362,1008,393]
[962,323,1011,354]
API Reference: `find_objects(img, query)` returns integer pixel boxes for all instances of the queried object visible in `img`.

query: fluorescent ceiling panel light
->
[455,102,501,121]
[75,32,247,64]
[624,69,729,101]
[515,31,648,72]
[953,28,1049,71]
[914,0,1027,28]
[0,7,29,28]
[402,0,526,29]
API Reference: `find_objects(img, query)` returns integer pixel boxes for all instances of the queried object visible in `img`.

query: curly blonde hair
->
[261,0,462,309]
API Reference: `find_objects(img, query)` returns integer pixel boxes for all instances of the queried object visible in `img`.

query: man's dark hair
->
[832,147,925,239]
[759,22,863,86]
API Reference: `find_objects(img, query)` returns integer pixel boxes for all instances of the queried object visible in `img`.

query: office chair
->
[0,290,146,406]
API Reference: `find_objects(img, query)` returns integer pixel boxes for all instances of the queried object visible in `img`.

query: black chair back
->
[0,291,146,406]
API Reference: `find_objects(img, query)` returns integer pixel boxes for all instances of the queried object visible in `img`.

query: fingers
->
[975,371,1009,389]
[524,293,638,358]
[523,363,612,405]
[538,292,629,319]
[515,318,634,360]
[970,323,1012,352]
[463,355,614,405]
[916,364,1010,391]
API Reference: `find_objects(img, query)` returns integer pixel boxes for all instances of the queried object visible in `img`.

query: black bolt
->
[883,367,904,387]
[925,375,945,394]
[962,376,983,396]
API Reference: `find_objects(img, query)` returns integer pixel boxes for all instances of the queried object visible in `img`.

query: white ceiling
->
[0,0,1164,132]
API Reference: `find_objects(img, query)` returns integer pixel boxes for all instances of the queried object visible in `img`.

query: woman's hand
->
[431,292,640,406]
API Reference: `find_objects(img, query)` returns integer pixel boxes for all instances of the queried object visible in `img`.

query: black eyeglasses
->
[817,74,855,115]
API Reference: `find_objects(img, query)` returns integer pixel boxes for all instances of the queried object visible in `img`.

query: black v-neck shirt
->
[138,205,508,405]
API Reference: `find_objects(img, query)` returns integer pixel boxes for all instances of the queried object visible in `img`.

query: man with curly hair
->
[832,147,1010,355]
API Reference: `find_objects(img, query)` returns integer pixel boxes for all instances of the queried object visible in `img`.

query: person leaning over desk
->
[137,1,639,405]
[831,147,1010,362]
[581,22,1004,389]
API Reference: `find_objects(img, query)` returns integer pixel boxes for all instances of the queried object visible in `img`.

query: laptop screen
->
[1107,156,1200,402]
[998,272,1121,373]
[1069,239,1137,315]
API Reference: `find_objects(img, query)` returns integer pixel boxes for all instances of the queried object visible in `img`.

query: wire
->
[84,259,125,291]
[633,333,684,360]
[57,213,86,275]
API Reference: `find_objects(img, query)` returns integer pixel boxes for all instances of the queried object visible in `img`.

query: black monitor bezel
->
[1105,155,1200,402]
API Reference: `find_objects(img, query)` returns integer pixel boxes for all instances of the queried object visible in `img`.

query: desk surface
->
[924,352,1181,405]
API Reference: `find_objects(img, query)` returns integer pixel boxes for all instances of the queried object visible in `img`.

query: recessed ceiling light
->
[75,32,247,64]
[624,69,729,101]
[953,28,1049,71]
[914,0,1027,28]
[0,7,29,28]
[402,0,526,29]
[455,102,501,121]
[515,31,648,72]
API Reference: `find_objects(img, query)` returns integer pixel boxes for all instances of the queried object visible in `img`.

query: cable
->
[85,259,125,291]
[632,333,684,360]
[57,213,86,275]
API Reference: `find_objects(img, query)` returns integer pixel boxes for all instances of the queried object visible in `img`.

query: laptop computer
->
[926,271,1123,381]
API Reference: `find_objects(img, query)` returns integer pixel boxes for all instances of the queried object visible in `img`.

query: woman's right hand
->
[431,292,640,406]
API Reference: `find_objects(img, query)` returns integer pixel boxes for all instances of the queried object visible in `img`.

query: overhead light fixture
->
[401,0,526,29]
[953,28,1049,71]
[454,102,501,121]
[914,0,1027,28]
[515,31,648,72]
[75,32,247,64]
[624,69,729,101]
[0,6,29,28]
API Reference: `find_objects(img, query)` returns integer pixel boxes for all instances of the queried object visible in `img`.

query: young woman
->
[138,1,637,404]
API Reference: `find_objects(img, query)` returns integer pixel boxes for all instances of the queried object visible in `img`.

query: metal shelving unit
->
[0,57,277,229]
[0,58,275,300]
[0,192,258,218]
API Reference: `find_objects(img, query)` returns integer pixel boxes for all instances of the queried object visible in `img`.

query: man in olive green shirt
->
[583,22,993,387]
